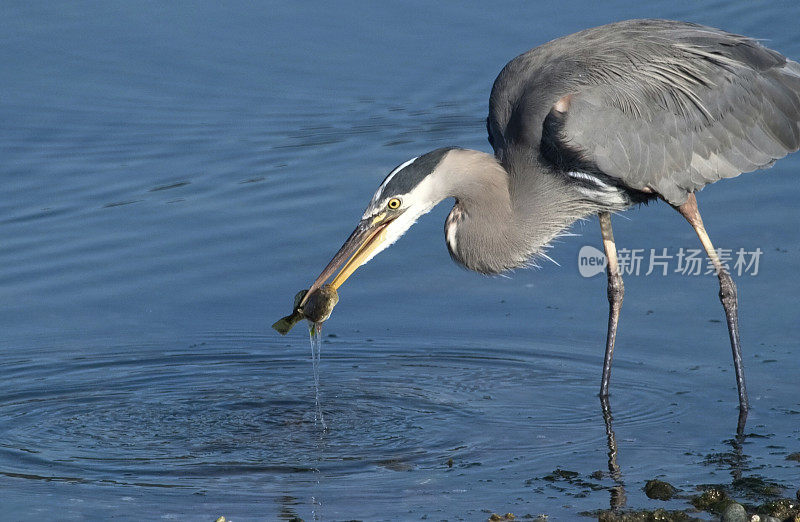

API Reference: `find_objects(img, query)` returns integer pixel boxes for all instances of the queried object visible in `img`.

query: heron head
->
[302,147,457,302]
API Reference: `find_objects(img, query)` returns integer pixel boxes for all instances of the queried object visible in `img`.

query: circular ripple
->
[0,335,691,486]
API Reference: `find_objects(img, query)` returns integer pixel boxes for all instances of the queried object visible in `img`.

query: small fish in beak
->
[302,285,339,323]
[272,285,340,335]
[272,213,394,335]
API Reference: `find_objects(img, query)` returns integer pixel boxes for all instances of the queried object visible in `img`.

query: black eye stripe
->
[377,147,456,197]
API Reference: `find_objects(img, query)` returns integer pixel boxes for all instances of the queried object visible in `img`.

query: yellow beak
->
[300,214,394,307]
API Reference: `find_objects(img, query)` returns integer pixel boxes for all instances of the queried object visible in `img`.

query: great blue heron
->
[300,19,800,425]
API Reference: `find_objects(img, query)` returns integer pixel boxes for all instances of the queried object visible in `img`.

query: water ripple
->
[0,335,691,488]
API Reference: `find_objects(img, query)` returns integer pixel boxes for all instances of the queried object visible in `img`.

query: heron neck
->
[440,150,597,273]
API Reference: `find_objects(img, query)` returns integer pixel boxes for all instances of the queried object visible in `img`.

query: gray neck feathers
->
[436,149,598,274]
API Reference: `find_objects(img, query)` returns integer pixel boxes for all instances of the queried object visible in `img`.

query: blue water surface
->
[1,1,799,520]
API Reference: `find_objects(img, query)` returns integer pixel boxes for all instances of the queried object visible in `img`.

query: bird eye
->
[387,198,401,210]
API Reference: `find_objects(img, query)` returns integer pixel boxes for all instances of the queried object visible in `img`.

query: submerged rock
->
[758,497,799,520]
[645,479,677,501]
[592,508,691,521]
[542,469,579,481]
[732,476,784,497]
[691,487,731,513]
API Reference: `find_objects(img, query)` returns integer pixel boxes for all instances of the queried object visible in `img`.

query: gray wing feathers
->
[561,24,800,204]
[490,20,800,205]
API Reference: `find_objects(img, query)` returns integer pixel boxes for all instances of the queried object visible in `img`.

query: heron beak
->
[301,213,394,306]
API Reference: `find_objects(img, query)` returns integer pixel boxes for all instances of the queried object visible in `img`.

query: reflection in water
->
[597,394,750,513]
[277,495,302,521]
[600,396,627,511]
[592,396,798,520]
[727,431,746,483]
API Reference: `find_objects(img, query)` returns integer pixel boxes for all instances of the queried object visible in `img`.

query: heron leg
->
[599,212,624,398]
[675,194,748,426]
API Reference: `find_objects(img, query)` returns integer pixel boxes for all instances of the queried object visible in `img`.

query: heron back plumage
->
[488,19,800,205]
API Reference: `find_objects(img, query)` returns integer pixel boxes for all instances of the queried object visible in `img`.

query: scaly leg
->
[599,212,624,398]
[675,194,748,429]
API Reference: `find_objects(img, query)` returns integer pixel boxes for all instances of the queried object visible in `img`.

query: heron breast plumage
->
[444,203,465,261]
